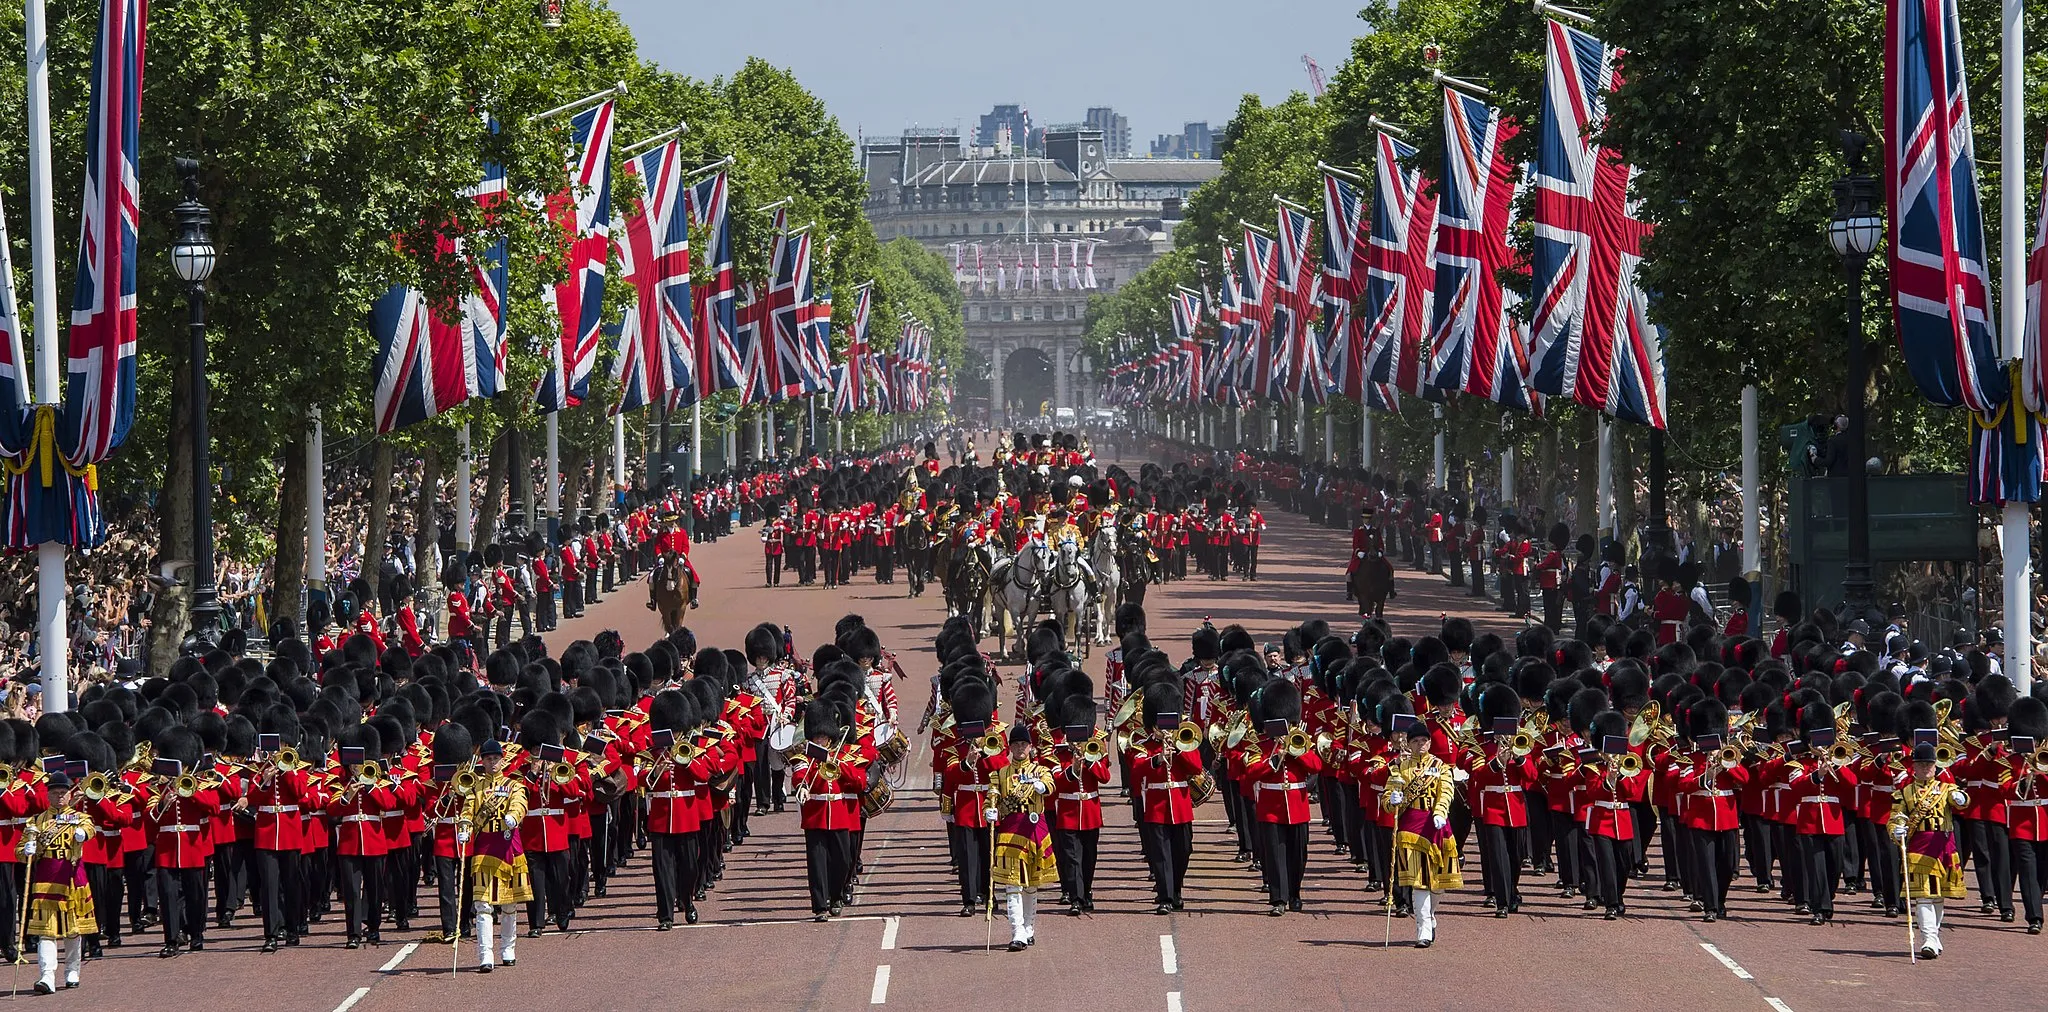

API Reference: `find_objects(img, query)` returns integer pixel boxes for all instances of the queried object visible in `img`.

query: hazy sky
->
[611,0,1368,148]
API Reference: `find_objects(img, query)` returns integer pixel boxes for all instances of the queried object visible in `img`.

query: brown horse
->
[648,552,696,633]
[1348,555,1396,619]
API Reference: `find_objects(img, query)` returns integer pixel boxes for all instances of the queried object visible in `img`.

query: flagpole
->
[25,0,65,706]
[2002,0,2031,691]
[456,419,473,553]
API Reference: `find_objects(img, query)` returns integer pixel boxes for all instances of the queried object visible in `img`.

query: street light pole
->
[171,158,220,641]
[1829,133,1882,622]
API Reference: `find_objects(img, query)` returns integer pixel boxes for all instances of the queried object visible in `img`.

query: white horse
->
[1089,523,1120,645]
[989,539,1048,659]
[1049,536,1094,659]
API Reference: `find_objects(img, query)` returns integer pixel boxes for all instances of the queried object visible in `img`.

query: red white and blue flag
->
[686,170,744,395]
[1426,88,1538,413]
[1528,21,1665,428]
[1363,131,1438,400]
[613,137,696,415]
[534,99,616,412]
[1888,0,2002,416]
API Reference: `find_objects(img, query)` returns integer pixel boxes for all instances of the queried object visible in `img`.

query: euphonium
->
[1614,752,1645,778]
[1174,720,1205,752]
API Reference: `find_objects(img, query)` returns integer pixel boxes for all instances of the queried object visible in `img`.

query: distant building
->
[1084,106,1131,159]
[862,125,1221,425]
[1149,121,1214,160]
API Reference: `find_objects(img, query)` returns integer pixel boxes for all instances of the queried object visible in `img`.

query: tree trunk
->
[149,366,195,676]
[1573,409,1599,535]
[414,443,443,607]
[363,440,395,607]
[271,420,310,636]
[476,428,507,549]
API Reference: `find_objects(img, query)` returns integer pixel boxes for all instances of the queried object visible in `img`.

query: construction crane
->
[1302,54,1327,98]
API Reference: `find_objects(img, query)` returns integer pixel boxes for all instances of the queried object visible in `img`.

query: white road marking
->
[1166,992,1184,1012]
[378,941,420,973]
[1160,934,1178,975]
[334,987,372,1012]
[880,915,900,950]
[1765,1000,1794,1012]
[1699,942,1754,980]
[871,964,892,1005]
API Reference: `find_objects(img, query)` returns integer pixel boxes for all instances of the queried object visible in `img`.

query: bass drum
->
[861,778,896,819]
[768,724,798,754]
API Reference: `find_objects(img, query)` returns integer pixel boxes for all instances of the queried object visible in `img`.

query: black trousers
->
[1140,821,1193,905]
[1798,832,1843,915]
[1741,814,1776,888]
[1052,827,1100,904]
[252,848,302,940]
[805,828,853,913]
[951,825,990,906]
[1690,827,1739,915]
[156,866,208,946]
[1587,834,1630,910]
[336,853,384,939]
[2012,836,2048,925]
[527,849,573,929]
[1477,823,1524,907]
[649,832,699,920]
[1256,822,1308,906]
[1963,817,2014,913]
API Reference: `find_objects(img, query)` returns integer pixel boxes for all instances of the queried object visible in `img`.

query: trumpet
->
[1174,721,1205,753]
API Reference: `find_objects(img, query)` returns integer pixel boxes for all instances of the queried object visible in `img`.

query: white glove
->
[1891,824,1906,840]
[983,808,999,822]
[1385,791,1405,807]
[1433,814,1449,831]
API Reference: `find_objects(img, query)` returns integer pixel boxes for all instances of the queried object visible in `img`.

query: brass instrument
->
[1174,720,1205,752]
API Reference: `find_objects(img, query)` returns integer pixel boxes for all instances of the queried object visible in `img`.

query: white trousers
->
[1915,899,1943,954]
[1413,889,1437,943]
[474,903,519,965]
[35,936,81,989]
[1005,887,1037,944]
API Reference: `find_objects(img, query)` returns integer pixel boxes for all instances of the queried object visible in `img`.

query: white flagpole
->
[455,419,473,553]
[26,0,65,705]
[2002,0,2031,691]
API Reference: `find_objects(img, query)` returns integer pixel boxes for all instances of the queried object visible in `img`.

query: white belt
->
[1797,796,1840,805]
[1145,781,1190,791]
[1593,801,1631,810]
[342,815,380,824]
[527,808,564,817]
[161,824,203,833]
[1694,790,1734,798]
[650,790,696,800]
[256,805,298,814]
[1057,792,1099,801]
[1259,782,1308,791]
[1482,785,1524,794]
[807,794,851,802]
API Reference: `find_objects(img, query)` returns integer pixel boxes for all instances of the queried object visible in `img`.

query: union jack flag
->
[60,0,146,471]
[1426,89,1538,413]
[1363,131,1438,400]
[1322,171,1371,303]
[686,170,744,395]
[1528,21,1666,428]
[1888,0,2002,415]
[534,99,616,412]
[613,138,696,415]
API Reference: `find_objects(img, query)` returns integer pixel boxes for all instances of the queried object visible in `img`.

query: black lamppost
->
[1829,132,1883,622]
[170,158,219,640]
